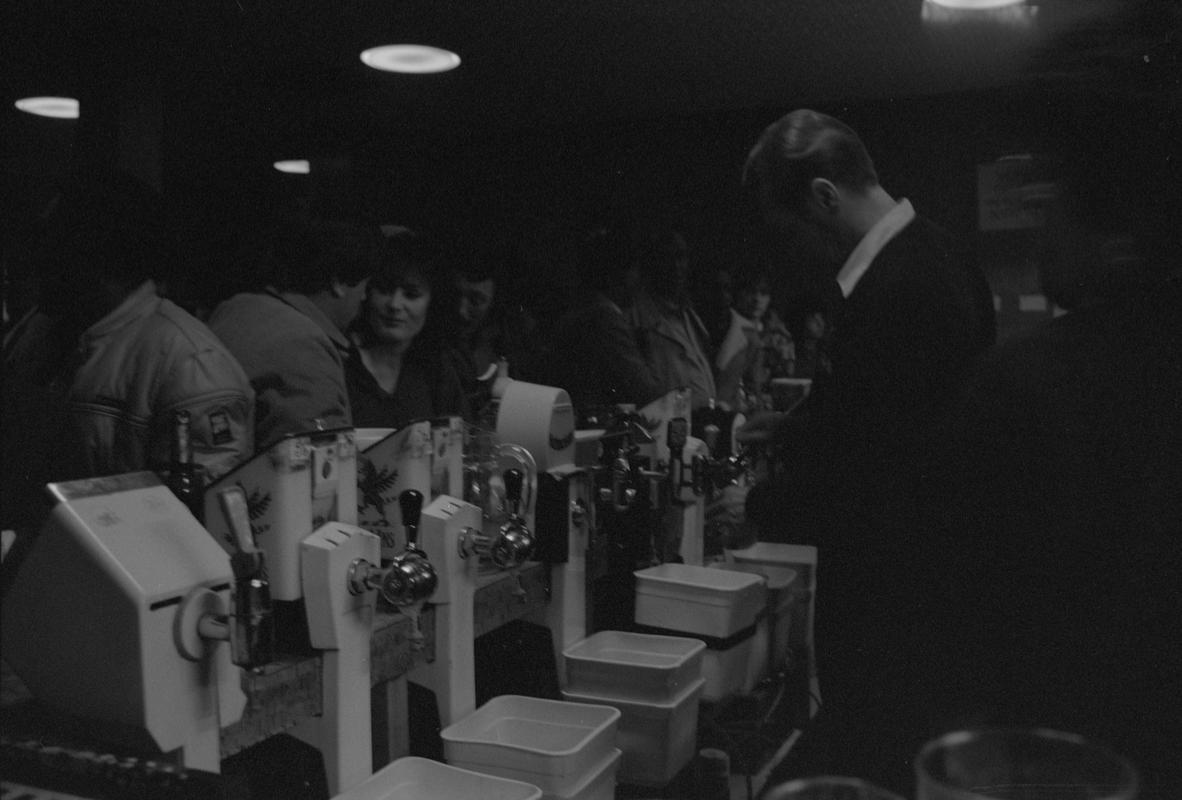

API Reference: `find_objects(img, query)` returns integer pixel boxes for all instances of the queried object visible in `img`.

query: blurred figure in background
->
[209,215,377,450]
[345,230,467,428]
[782,289,831,381]
[451,239,535,377]
[2,169,254,533]
[541,222,663,414]
[714,259,795,409]
[627,225,718,411]
[453,253,499,380]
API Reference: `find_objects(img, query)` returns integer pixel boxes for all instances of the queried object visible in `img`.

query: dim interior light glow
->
[14,96,79,119]
[927,0,1024,7]
[273,160,311,174]
[360,45,461,74]
[922,0,1035,27]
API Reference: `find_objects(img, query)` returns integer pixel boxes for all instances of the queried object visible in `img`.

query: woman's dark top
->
[344,346,468,429]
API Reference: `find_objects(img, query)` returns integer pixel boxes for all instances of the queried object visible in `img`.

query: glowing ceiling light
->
[14,96,79,119]
[922,0,1036,28]
[927,0,1024,7]
[360,45,461,74]
[273,160,311,174]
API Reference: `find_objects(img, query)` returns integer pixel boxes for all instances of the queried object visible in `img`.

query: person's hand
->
[735,410,786,445]
[707,483,749,527]
[707,483,757,549]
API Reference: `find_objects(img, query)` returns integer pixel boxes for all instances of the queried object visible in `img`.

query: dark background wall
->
[4,78,1178,343]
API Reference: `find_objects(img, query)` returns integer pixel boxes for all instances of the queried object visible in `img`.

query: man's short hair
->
[269,216,381,295]
[743,109,880,214]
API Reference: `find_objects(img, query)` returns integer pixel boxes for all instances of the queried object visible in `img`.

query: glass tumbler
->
[915,728,1139,800]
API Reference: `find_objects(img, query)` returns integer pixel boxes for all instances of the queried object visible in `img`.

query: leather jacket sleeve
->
[159,343,256,482]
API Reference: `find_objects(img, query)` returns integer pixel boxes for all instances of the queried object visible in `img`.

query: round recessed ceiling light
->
[14,96,79,119]
[927,0,1023,7]
[273,160,311,174]
[360,45,461,74]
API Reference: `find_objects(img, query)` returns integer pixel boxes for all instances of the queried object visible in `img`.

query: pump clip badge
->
[209,409,233,445]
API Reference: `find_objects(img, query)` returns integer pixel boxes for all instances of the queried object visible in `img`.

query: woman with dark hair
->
[345,231,468,428]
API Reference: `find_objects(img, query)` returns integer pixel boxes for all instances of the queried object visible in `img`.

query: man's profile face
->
[762,200,846,271]
[456,276,495,330]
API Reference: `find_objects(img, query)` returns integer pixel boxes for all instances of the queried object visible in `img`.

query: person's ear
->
[809,178,840,214]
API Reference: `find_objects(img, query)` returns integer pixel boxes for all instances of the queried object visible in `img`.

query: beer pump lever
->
[494,468,535,569]
[190,486,274,671]
[457,468,535,570]
[349,490,438,607]
[596,414,653,512]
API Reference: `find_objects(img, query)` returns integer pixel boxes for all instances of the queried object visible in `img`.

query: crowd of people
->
[2,106,1179,799]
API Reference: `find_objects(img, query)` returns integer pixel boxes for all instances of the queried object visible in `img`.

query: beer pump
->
[459,467,535,570]
[596,413,654,514]
[201,426,434,795]
[349,489,438,609]
[590,389,713,566]
[1,473,257,773]
[186,485,275,674]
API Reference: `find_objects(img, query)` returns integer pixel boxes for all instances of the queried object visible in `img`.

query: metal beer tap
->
[457,468,535,570]
[595,413,654,512]
[493,468,534,569]
[349,489,438,607]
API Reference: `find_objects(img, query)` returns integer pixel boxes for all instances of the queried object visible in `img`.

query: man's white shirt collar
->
[835,198,916,298]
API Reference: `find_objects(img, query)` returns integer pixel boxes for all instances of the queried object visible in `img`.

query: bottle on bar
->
[167,409,205,523]
[693,747,732,800]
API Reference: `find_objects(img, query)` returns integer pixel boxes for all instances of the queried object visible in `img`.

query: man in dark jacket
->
[736,109,996,790]
[740,109,996,536]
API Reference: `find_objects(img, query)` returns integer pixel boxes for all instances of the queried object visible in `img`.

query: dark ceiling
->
[2,0,1178,164]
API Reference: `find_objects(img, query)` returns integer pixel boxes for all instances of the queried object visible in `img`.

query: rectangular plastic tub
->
[634,563,767,639]
[700,626,756,701]
[563,630,704,702]
[727,543,813,670]
[441,695,620,796]
[727,542,815,591]
[335,756,543,800]
[563,678,705,787]
[711,561,796,682]
[547,747,620,800]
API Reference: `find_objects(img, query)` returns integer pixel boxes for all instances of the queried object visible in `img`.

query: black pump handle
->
[399,489,424,545]
[503,468,523,505]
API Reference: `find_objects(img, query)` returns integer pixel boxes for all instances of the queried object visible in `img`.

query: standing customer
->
[209,216,377,450]
[542,223,664,414]
[627,226,718,411]
[1,169,254,533]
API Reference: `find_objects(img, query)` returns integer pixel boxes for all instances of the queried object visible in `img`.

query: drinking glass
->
[763,775,907,800]
[915,729,1139,800]
[770,377,812,413]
